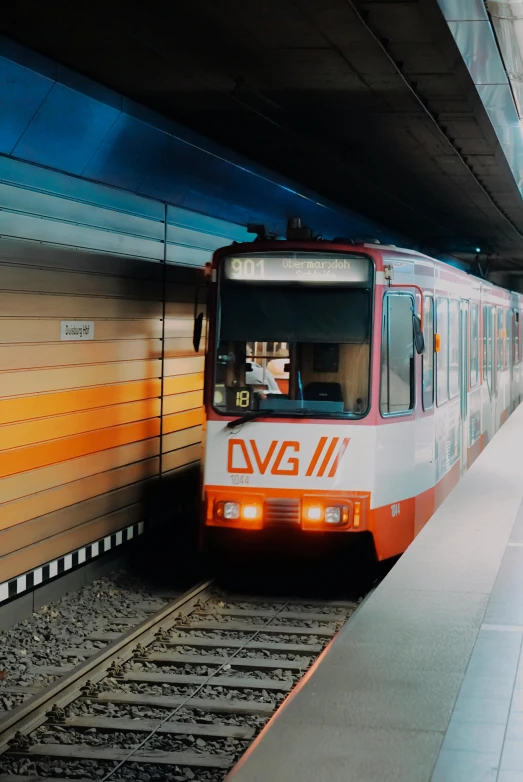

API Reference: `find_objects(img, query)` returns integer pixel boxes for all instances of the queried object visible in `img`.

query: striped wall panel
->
[161,264,205,478]
[0,235,163,588]
[166,205,251,267]
[0,157,247,602]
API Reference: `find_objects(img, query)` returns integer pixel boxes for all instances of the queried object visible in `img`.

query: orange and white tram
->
[199,229,523,561]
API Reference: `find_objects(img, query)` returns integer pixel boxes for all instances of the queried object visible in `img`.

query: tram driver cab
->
[211,250,374,419]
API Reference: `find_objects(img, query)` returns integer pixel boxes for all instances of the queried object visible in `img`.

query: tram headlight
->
[325,506,341,524]
[305,506,323,521]
[302,497,351,528]
[325,505,350,525]
[213,497,264,525]
[241,503,262,521]
[223,501,240,519]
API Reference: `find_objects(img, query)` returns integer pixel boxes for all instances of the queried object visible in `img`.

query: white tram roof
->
[362,242,520,302]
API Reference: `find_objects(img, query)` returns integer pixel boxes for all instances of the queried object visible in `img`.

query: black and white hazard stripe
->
[0,521,145,604]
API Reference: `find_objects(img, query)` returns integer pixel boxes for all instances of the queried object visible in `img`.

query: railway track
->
[0,579,358,781]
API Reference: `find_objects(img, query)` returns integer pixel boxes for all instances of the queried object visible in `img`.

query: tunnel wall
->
[0,36,403,606]
[0,156,250,604]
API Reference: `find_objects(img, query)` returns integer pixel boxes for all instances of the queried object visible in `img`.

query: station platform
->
[227,404,523,782]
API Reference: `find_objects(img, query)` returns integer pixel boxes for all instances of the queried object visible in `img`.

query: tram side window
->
[449,300,459,398]
[484,305,494,395]
[506,308,512,369]
[470,302,479,388]
[497,308,503,371]
[510,310,519,366]
[516,311,521,364]
[483,304,488,377]
[436,297,449,406]
[380,293,414,415]
[422,296,434,409]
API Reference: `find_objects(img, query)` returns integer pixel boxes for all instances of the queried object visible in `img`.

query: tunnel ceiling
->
[4,0,523,273]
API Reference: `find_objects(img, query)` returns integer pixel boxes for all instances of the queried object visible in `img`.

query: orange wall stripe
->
[163,373,204,396]
[163,391,204,416]
[0,438,160,506]
[0,418,161,480]
[0,379,161,425]
[2,480,153,557]
[162,408,204,435]
[0,399,161,451]
[0,360,161,399]
[0,339,162,372]
[164,319,207,339]
[0,457,160,533]
[164,338,204,357]
[164,356,205,377]
[162,425,202,455]
[0,505,143,583]
[161,443,201,473]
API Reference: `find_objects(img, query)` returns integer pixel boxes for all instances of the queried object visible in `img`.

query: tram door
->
[459,300,469,474]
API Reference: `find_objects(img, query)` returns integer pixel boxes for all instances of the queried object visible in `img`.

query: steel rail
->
[1,583,358,782]
[0,578,214,754]
[96,596,296,781]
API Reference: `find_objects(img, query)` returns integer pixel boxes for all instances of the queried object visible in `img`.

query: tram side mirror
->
[413,314,424,354]
[193,312,204,353]
[284,363,291,372]
[245,362,253,371]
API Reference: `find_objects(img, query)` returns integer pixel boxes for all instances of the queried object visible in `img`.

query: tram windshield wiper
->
[226,408,322,428]
[226,411,271,429]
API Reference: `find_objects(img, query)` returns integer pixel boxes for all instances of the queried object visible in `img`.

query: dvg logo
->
[227,437,350,478]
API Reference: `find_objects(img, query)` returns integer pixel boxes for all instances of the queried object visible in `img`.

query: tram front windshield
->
[213,252,373,419]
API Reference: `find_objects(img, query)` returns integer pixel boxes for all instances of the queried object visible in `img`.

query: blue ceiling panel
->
[0,36,402,248]
[12,83,121,176]
[76,101,367,243]
[139,135,380,241]
[83,113,171,193]
[0,57,54,155]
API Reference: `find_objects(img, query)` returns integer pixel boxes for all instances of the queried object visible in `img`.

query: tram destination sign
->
[224,254,371,284]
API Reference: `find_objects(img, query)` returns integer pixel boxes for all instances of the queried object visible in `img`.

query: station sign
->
[60,321,94,340]
[224,253,371,284]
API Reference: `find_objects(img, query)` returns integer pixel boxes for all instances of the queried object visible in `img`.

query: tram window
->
[512,311,518,367]
[484,305,494,396]
[422,296,434,410]
[497,308,503,371]
[215,281,372,418]
[380,293,414,415]
[449,300,459,399]
[506,309,512,370]
[483,304,488,377]
[517,311,521,364]
[470,303,479,388]
[436,298,449,406]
